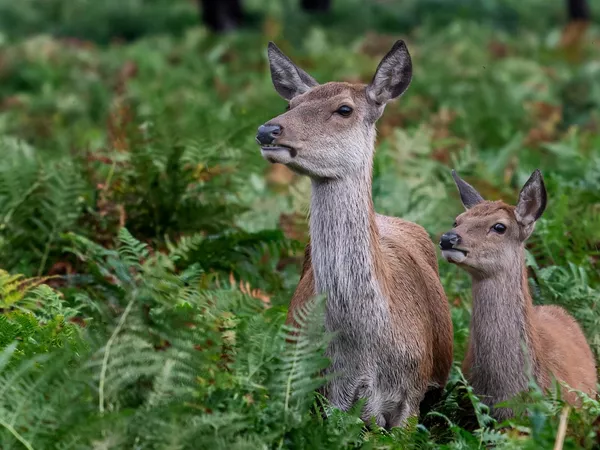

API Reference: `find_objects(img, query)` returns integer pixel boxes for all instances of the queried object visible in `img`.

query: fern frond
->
[271,295,331,427]
[117,227,150,270]
[0,270,60,312]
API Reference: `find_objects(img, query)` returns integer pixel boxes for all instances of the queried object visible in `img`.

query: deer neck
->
[309,161,388,334]
[469,253,539,403]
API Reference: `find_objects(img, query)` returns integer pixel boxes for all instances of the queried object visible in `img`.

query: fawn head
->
[256,41,412,179]
[440,170,547,277]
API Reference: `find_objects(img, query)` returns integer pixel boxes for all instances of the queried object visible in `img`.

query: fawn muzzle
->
[440,231,468,264]
[439,232,461,250]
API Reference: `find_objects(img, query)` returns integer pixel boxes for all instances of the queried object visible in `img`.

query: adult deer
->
[255,41,453,428]
[441,169,597,420]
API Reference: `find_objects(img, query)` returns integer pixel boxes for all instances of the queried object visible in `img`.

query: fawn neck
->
[309,155,389,335]
[469,253,539,403]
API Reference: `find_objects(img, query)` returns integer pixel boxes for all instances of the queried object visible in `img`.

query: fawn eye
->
[453,221,458,228]
[336,105,353,117]
[492,223,507,234]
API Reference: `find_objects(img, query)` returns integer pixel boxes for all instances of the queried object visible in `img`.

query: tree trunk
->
[198,0,332,32]
[301,0,332,12]
[560,0,590,62]
[198,0,244,32]
[566,0,590,21]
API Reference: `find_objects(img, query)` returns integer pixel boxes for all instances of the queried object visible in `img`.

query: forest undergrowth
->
[0,0,599,448]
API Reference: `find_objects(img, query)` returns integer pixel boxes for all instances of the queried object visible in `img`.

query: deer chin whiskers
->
[260,145,297,164]
[441,249,468,264]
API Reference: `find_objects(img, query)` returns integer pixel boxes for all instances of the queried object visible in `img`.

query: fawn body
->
[441,170,597,419]
[255,41,453,428]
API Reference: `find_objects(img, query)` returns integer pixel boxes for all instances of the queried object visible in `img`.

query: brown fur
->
[288,213,454,391]
[534,304,597,403]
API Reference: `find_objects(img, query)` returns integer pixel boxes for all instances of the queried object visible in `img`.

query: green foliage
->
[0,140,86,274]
[0,229,333,448]
[0,270,84,369]
[0,0,198,44]
[0,0,599,448]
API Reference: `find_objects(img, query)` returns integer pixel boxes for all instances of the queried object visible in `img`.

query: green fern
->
[0,2,600,448]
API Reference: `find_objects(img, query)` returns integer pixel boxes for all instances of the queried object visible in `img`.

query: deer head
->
[256,41,412,179]
[440,170,547,277]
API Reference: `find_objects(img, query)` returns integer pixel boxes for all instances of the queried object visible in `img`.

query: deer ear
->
[267,42,319,101]
[515,169,547,237]
[452,170,484,210]
[366,40,412,105]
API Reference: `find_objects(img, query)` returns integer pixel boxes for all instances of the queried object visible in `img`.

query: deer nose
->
[256,124,282,145]
[439,232,461,250]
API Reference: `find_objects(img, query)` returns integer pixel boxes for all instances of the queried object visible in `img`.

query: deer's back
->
[534,305,597,402]
[376,214,453,387]
[375,214,440,273]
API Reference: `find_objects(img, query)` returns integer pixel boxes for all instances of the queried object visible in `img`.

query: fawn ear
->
[452,170,484,210]
[366,40,412,105]
[515,169,547,238]
[267,42,319,101]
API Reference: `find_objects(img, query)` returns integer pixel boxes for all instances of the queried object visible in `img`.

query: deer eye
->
[336,105,353,117]
[492,223,507,234]
[453,221,458,228]
[285,104,291,111]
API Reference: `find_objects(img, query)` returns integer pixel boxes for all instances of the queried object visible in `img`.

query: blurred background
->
[1,0,598,273]
[0,1,600,448]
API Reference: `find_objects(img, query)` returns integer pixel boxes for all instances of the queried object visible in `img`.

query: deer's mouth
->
[441,248,468,264]
[260,144,297,163]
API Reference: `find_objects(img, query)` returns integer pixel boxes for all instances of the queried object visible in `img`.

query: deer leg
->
[385,396,420,429]
[361,400,386,428]
[354,377,392,428]
[323,373,360,413]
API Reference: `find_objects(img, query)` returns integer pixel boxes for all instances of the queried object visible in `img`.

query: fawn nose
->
[439,232,461,250]
[256,124,282,145]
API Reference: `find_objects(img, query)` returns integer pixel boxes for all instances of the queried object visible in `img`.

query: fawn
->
[441,169,597,419]
[255,41,453,428]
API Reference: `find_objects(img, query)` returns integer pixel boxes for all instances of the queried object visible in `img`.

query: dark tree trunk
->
[198,0,332,32]
[567,0,590,21]
[199,1,589,33]
[199,0,244,32]
[301,0,332,12]
[560,0,591,62]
